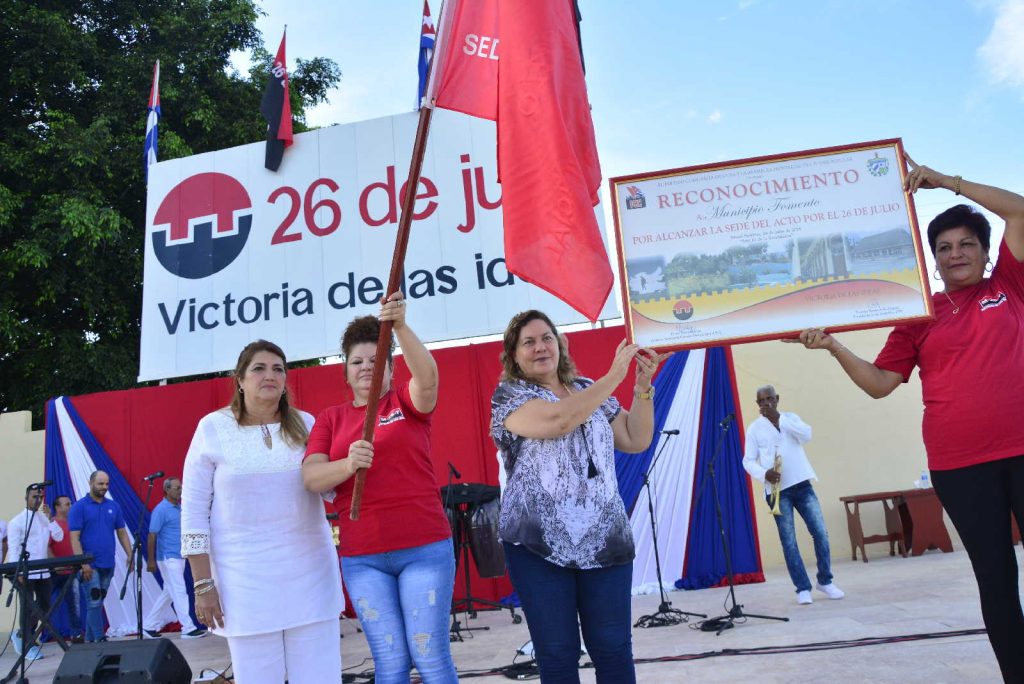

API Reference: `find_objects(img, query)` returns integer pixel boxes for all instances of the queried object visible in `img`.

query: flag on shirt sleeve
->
[417,0,436,109]
[429,0,611,321]
[144,60,160,180]
[260,30,294,172]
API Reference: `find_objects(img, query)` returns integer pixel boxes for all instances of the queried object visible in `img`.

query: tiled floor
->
[0,547,1008,683]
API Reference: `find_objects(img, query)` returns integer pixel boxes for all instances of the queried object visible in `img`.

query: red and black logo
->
[673,300,694,321]
[151,173,253,279]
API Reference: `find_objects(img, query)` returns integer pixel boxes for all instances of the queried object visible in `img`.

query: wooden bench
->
[839,488,953,562]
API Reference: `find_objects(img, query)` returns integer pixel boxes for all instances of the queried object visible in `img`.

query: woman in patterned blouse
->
[491,310,666,684]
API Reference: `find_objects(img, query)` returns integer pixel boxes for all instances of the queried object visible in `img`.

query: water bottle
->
[918,469,930,489]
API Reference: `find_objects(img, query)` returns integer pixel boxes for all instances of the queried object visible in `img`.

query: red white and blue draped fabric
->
[44,397,181,637]
[615,347,764,594]
[41,327,761,616]
[143,60,160,180]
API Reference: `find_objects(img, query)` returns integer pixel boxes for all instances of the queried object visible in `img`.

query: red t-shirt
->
[875,240,1024,471]
[305,383,451,556]
[49,518,75,575]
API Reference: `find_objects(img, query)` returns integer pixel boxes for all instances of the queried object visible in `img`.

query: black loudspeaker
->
[54,638,192,683]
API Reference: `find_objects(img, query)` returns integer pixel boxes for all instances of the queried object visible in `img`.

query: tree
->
[0,0,342,426]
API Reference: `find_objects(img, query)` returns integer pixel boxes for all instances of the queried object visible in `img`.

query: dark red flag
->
[431,0,611,321]
[261,30,294,171]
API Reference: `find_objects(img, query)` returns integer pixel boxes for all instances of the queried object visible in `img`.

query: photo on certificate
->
[610,138,935,351]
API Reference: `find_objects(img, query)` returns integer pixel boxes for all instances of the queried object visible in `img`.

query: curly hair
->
[228,339,308,448]
[499,310,577,385]
[927,204,991,256]
[340,315,395,365]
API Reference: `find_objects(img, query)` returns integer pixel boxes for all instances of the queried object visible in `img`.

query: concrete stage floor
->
[0,546,1010,683]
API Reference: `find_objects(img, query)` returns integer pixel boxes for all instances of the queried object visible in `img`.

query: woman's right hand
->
[602,340,641,387]
[783,328,838,353]
[346,440,374,477]
[195,586,225,630]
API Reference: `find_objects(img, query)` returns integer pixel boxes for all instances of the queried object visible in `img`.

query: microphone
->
[28,480,53,490]
[661,429,680,435]
[448,462,462,479]
[719,413,735,428]
[143,471,164,481]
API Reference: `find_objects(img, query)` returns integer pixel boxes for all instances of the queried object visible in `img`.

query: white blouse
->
[181,409,343,637]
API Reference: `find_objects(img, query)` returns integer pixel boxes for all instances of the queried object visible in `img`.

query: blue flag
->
[144,60,160,180]
[417,0,435,109]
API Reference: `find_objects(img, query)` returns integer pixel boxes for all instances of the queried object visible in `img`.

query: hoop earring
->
[238,386,244,394]
[985,259,994,273]
[933,269,942,281]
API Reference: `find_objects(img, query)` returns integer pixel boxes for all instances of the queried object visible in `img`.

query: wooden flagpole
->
[348,101,435,520]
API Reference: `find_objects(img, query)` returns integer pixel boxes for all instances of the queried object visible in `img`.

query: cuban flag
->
[417,0,435,109]
[144,60,160,180]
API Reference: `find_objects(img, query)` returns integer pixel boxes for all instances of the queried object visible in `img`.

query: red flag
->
[261,30,293,171]
[432,0,611,320]
[429,0,499,120]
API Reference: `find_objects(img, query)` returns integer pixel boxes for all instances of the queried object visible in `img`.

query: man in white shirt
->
[5,484,65,660]
[742,385,844,605]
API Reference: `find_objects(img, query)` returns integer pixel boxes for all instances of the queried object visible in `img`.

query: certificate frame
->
[609,138,934,352]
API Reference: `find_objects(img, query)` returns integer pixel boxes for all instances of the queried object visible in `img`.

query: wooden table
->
[839,488,953,562]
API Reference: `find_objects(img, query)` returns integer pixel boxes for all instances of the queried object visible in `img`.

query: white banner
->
[140,109,617,381]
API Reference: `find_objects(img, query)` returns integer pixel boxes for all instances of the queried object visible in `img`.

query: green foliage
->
[0,0,341,426]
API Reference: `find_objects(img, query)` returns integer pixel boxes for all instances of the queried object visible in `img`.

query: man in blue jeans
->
[742,385,845,605]
[69,471,133,642]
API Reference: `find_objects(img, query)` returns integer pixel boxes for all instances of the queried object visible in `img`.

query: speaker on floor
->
[53,638,192,684]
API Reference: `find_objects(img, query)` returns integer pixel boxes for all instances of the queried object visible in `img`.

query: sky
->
[234,0,1024,291]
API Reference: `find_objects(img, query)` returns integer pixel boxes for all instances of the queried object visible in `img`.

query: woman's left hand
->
[379,291,407,330]
[903,154,950,194]
[634,348,671,390]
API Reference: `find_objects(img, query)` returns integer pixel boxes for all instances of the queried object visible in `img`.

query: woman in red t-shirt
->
[790,156,1024,682]
[303,292,456,683]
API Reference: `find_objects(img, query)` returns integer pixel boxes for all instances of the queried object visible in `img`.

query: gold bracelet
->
[195,584,216,596]
[953,175,962,195]
[634,386,655,400]
[194,578,215,589]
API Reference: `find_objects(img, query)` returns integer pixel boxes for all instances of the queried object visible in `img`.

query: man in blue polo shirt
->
[69,470,133,642]
[143,477,206,639]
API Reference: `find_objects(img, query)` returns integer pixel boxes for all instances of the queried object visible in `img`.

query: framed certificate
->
[609,138,934,351]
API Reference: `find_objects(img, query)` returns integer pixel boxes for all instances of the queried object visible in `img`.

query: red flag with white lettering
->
[430,0,611,321]
[429,0,498,120]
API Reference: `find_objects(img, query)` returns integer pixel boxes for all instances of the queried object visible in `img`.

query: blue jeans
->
[770,480,833,593]
[80,567,114,642]
[341,538,457,684]
[504,543,635,684]
[51,573,82,635]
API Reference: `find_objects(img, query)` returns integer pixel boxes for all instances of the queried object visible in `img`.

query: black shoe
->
[181,628,208,639]
[143,630,161,639]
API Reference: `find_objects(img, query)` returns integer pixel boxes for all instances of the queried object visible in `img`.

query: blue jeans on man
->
[51,573,83,637]
[770,479,832,593]
[80,567,114,642]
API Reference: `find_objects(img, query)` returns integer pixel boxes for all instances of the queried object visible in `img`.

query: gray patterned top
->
[491,378,635,569]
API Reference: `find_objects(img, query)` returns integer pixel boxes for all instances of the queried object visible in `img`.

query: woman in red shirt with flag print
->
[303,292,456,684]
[790,156,1024,683]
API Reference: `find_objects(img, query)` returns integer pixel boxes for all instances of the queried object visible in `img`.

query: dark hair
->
[500,310,577,385]
[927,204,991,256]
[229,340,308,448]
[54,495,72,507]
[340,316,394,366]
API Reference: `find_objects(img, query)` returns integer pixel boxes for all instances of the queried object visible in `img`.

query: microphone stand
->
[634,432,706,628]
[697,418,788,635]
[6,504,39,684]
[120,478,157,640]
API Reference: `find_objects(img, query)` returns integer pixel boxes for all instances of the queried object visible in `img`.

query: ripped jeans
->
[80,566,114,642]
[341,537,457,683]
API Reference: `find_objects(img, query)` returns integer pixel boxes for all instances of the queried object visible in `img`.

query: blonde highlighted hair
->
[229,340,308,448]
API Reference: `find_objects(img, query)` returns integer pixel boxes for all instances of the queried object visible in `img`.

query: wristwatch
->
[635,386,655,400]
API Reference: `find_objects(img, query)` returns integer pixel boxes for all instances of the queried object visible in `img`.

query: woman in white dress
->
[182,340,344,683]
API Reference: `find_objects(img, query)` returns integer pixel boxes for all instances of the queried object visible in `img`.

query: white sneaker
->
[10,631,22,655]
[25,645,44,661]
[796,590,813,605]
[816,582,845,600]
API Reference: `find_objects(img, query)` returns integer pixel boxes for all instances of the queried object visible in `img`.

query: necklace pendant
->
[260,424,272,449]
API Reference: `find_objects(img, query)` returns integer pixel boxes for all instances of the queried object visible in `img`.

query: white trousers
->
[143,557,197,633]
[227,618,341,684]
